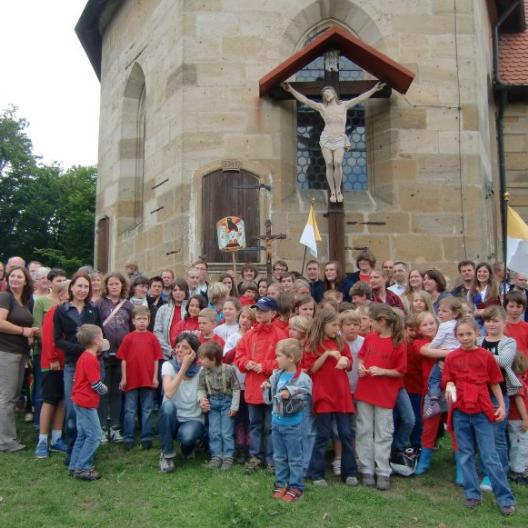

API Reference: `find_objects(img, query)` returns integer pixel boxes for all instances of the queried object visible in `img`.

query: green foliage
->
[0,107,96,273]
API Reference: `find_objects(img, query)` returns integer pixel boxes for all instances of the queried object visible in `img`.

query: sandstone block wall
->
[94,0,502,281]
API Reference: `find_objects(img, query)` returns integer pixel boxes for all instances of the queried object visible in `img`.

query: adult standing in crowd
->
[33,267,51,299]
[272,260,288,281]
[192,260,209,299]
[369,269,405,310]
[382,260,394,284]
[54,272,101,455]
[388,261,408,298]
[305,260,324,303]
[90,271,104,304]
[423,269,450,314]
[0,266,39,452]
[1,257,26,292]
[160,269,175,303]
[470,262,501,328]
[28,261,41,283]
[97,272,134,442]
[186,267,202,298]
[450,260,475,299]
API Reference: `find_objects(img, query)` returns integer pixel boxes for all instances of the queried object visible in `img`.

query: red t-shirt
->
[41,305,65,370]
[509,380,528,421]
[300,338,354,414]
[442,346,503,421]
[359,273,370,283]
[117,331,164,391]
[404,339,423,395]
[505,320,528,357]
[415,337,435,395]
[355,333,407,409]
[239,296,254,307]
[72,351,102,408]
[171,316,199,345]
[199,333,225,349]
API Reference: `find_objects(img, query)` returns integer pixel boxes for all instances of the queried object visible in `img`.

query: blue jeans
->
[427,361,442,399]
[32,353,42,429]
[392,388,416,450]
[123,388,154,443]
[158,399,205,457]
[301,395,316,472]
[408,393,423,448]
[208,394,235,458]
[69,405,102,471]
[248,403,273,464]
[308,412,357,481]
[453,410,515,507]
[481,395,510,475]
[63,363,77,452]
[272,422,305,490]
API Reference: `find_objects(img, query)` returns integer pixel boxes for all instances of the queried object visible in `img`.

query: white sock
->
[38,434,48,444]
[51,430,62,443]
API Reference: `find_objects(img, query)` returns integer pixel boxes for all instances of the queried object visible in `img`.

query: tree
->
[0,107,96,274]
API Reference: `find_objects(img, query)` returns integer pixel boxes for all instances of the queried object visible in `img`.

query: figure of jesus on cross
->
[282,81,385,203]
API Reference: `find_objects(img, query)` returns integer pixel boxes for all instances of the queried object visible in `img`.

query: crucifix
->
[256,219,287,281]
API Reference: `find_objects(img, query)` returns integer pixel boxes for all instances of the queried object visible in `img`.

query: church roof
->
[259,26,415,97]
[499,14,528,85]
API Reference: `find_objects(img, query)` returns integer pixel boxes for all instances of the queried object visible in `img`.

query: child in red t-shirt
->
[301,308,357,487]
[69,324,108,480]
[171,295,206,343]
[118,306,163,450]
[355,303,407,491]
[198,308,225,349]
[508,352,528,482]
[504,291,528,363]
[442,317,515,515]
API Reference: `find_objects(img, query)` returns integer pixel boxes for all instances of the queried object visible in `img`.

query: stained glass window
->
[296,56,367,192]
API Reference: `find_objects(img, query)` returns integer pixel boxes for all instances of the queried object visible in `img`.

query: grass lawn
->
[0,419,526,528]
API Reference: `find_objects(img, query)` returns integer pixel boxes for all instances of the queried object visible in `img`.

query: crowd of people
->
[0,251,527,513]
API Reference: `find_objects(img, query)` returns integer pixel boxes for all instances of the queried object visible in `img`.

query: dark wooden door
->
[96,216,110,273]
[202,170,260,263]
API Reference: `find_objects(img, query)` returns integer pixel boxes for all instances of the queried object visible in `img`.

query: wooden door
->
[202,170,260,263]
[96,216,110,273]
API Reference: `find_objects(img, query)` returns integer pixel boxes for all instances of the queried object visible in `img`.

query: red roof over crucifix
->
[259,25,415,97]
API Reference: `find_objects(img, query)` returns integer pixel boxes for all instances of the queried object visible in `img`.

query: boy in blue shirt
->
[263,338,312,502]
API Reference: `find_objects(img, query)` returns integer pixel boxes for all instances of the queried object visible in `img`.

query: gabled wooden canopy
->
[259,25,415,97]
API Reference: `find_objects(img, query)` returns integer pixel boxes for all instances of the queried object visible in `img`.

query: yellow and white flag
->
[299,205,322,258]
[507,206,528,274]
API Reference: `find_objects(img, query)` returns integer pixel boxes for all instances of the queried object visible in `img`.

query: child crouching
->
[69,324,108,480]
[197,341,240,470]
[263,338,312,502]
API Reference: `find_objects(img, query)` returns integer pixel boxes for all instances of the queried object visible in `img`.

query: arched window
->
[119,63,146,232]
[296,54,367,192]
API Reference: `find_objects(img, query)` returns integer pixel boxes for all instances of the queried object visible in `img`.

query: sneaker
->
[35,441,49,459]
[159,453,175,473]
[499,505,515,516]
[332,457,342,476]
[272,486,287,499]
[376,476,391,491]
[205,457,222,469]
[221,457,233,471]
[283,487,303,503]
[244,456,262,474]
[480,476,492,492]
[74,468,101,481]
[312,479,328,487]
[50,438,68,454]
[110,428,123,443]
[464,498,481,509]
[345,476,359,486]
[24,412,34,423]
[424,400,442,418]
[141,440,152,450]
[100,429,108,444]
[362,474,376,487]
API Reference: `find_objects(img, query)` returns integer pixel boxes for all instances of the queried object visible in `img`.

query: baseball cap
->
[255,296,279,311]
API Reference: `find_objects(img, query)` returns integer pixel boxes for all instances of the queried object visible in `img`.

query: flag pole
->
[504,191,510,266]
[301,246,308,276]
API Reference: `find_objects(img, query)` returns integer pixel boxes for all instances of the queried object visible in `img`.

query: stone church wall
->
[95,0,501,280]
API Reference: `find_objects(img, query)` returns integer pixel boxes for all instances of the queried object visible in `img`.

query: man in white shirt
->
[387,261,408,298]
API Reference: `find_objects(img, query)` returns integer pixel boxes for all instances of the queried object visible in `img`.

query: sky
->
[0,1,100,168]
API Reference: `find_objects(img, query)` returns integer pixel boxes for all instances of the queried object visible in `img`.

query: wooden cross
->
[256,219,287,281]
